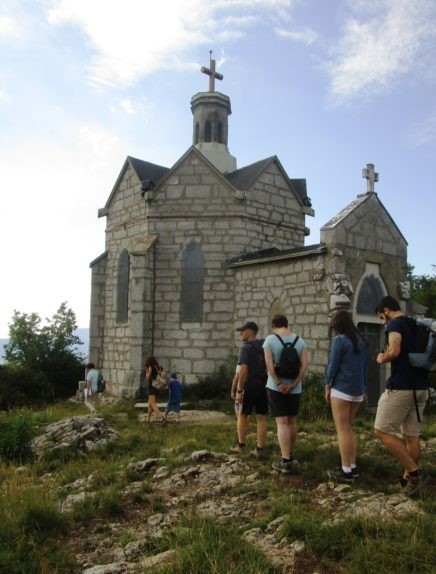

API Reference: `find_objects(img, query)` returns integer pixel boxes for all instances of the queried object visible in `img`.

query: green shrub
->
[299,370,329,421]
[184,360,236,401]
[0,412,35,463]
[0,365,53,410]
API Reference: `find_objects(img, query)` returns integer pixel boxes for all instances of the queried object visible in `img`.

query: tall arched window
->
[116,250,130,323]
[194,122,200,144]
[180,242,204,323]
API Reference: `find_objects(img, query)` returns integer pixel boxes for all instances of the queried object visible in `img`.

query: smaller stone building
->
[89,58,412,404]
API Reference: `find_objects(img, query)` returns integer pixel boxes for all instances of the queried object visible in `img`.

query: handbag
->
[153,371,168,391]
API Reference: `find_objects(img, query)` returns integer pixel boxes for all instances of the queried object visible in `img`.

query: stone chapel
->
[89,56,413,405]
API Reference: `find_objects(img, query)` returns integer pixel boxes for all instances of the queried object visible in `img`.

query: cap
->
[170,371,179,378]
[236,321,259,333]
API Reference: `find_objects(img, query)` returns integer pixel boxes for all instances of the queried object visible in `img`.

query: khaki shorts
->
[374,389,428,437]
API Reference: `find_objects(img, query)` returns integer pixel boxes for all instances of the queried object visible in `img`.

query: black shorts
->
[148,385,159,396]
[241,385,268,416]
[267,388,301,417]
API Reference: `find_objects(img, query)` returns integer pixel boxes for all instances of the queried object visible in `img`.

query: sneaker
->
[160,418,168,426]
[351,467,359,478]
[230,444,246,454]
[252,447,265,460]
[327,468,354,482]
[272,459,298,474]
[400,473,430,498]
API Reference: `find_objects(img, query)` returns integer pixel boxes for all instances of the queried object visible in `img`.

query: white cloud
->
[120,99,136,116]
[46,0,294,89]
[275,25,317,45]
[0,15,22,37]
[327,0,436,103]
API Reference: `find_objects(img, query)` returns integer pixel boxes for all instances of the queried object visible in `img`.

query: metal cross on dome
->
[362,163,379,193]
[201,51,223,92]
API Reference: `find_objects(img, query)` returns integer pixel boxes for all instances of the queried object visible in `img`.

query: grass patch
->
[0,398,434,573]
[162,516,273,573]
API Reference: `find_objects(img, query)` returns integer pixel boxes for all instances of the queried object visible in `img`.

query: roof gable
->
[225,155,311,209]
[322,192,407,244]
[103,156,169,211]
[153,145,237,193]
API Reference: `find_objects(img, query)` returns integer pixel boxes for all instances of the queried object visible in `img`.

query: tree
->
[3,303,85,400]
[408,264,436,317]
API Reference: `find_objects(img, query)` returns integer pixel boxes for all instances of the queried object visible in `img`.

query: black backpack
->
[274,334,301,379]
[249,339,268,385]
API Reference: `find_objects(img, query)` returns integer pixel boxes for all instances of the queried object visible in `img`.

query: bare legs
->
[237,414,250,444]
[147,394,164,422]
[374,429,420,474]
[236,414,267,449]
[256,414,267,449]
[330,398,361,468]
[275,416,297,459]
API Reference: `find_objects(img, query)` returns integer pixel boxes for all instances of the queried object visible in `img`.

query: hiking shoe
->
[327,468,354,482]
[400,474,430,498]
[252,447,265,460]
[272,459,298,474]
[351,467,359,478]
[230,444,246,454]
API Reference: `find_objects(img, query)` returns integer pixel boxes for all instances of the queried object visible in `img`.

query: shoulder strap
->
[275,333,299,348]
[274,334,285,346]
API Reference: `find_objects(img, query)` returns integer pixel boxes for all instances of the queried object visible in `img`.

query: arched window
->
[356,275,385,314]
[116,250,130,323]
[194,122,200,145]
[217,121,223,143]
[204,120,212,143]
[180,242,204,323]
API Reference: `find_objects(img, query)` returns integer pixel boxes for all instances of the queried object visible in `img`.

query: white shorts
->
[331,388,364,402]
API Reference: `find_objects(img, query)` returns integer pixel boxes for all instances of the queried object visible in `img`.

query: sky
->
[1,0,435,337]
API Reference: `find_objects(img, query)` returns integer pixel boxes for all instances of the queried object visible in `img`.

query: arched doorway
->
[353,264,387,405]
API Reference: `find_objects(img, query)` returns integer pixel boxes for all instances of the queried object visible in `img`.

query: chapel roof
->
[225,156,310,206]
[127,156,170,186]
[226,243,325,268]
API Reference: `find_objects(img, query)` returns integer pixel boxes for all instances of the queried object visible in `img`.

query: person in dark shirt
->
[374,296,429,496]
[230,321,268,459]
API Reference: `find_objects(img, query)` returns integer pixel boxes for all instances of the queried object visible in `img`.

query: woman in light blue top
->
[325,310,367,480]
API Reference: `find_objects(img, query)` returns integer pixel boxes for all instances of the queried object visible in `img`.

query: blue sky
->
[1,0,435,337]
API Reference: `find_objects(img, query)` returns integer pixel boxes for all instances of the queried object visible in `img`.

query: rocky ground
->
[28,407,433,574]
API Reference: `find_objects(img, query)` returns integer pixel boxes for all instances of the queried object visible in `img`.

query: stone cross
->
[201,51,223,92]
[362,163,379,193]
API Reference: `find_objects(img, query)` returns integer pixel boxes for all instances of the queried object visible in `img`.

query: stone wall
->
[232,252,330,373]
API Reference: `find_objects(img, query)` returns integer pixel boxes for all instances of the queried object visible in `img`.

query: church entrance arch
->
[353,263,387,405]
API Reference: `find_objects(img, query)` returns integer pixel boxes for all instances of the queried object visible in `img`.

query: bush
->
[299,371,329,421]
[184,361,236,401]
[0,365,53,410]
[0,411,35,463]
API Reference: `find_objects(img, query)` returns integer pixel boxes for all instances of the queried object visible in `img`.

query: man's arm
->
[377,331,402,364]
[236,364,248,403]
[230,370,239,400]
